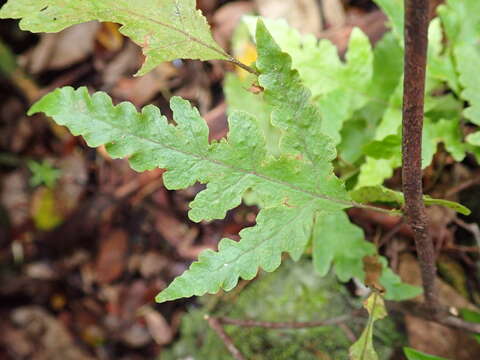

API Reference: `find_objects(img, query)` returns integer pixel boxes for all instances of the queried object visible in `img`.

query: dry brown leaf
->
[142,307,173,346]
[213,2,255,49]
[121,323,151,348]
[96,22,124,51]
[155,209,197,247]
[255,0,323,34]
[24,22,100,73]
[363,255,385,293]
[322,0,346,28]
[11,306,94,360]
[111,62,178,106]
[24,262,57,280]
[139,251,168,279]
[56,152,88,215]
[95,228,129,284]
[101,41,142,86]
[0,170,29,227]
[0,324,34,358]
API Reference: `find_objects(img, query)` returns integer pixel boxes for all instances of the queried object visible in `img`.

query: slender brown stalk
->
[402,0,439,312]
[205,315,246,360]
[227,56,260,76]
[217,310,362,329]
[388,301,480,333]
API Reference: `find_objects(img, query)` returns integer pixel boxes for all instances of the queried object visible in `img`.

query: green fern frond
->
[0,0,228,75]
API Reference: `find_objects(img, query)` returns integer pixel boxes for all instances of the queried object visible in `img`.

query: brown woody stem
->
[205,315,246,360]
[388,301,480,333]
[402,0,439,312]
[216,310,363,329]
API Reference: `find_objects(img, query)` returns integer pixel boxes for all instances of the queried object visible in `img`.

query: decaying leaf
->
[349,292,387,360]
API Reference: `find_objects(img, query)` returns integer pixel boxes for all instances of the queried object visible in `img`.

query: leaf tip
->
[154,292,170,304]
[28,86,78,116]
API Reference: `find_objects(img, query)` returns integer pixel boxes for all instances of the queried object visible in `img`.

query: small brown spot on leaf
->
[363,255,385,293]
[248,83,264,94]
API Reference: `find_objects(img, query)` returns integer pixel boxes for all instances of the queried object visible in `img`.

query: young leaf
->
[28,160,61,188]
[379,260,422,301]
[362,135,401,160]
[362,32,404,119]
[467,132,480,147]
[246,17,373,145]
[403,347,448,360]
[459,309,480,344]
[357,91,465,188]
[0,0,228,75]
[427,118,466,162]
[313,211,422,300]
[339,32,403,164]
[224,73,280,156]
[355,5,467,187]
[427,18,460,94]
[438,0,480,143]
[372,0,404,41]
[349,292,387,360]
[254,20,336,158]
[350,185,471,216]
[453,45,480,129]
[375,0,463,97]
[313,211,375,282]
[244,16,345,98]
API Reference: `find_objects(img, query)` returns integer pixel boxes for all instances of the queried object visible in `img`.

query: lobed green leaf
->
[0,0,227,75]
[245,17,373,145]
[157,205,316,302]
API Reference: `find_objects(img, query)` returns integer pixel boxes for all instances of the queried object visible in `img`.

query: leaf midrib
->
[157,204,314,301]
[77,100,399,215]
[87,106,353,208]
[114,3,229,59]
[30,0,231,60]
[57,88,351,208]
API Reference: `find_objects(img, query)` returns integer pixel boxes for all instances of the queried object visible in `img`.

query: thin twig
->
[205,315,246,360]
[217,310,363,329]
[227,57,260,76]
[402,0,439,312]
[445,171,480,197]
[387,301,480,333]
[338,323,357,342]
[447,245,480,253]
[453,217,480,250]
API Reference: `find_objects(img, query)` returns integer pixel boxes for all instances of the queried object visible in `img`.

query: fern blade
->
[0,0,227,74]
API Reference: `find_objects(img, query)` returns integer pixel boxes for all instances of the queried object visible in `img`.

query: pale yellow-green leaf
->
[349,293,387,360]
